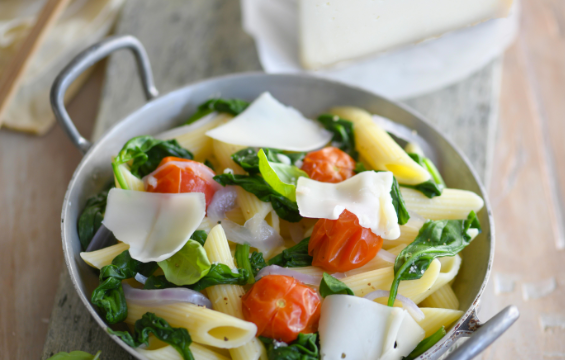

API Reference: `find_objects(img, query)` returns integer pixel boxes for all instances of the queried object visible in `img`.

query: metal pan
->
[51,35,518,360]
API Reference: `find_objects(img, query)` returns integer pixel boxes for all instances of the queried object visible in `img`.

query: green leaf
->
[46,350,102,360]
[235,244,255,284]
[190,230,208,246]
[317,114,358,160]
[231,147,306,175]
[268,237,312,268]
[389,175,410,225]
[319,273,354,298]
[260,333,320,360]
[109,312,195,360]
[258,149,309,202]
[77,188,112,251]
[404,326,446,359]
[144,275,177,290]
[249,251,268,277]
[189,263,250,291]
[388,211,481,306]
[354,162,367,174]
[112,136,193,190]
[158,240,211,286]
[204,159,216,172]
[401,153,446,199]
[214,173,302,222]
[186,98,250,125]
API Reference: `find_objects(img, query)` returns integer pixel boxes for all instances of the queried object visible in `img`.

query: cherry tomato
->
[308,209,383,273]
[241,275,321,343]
[301,147,355,183]
[145,157,220,207]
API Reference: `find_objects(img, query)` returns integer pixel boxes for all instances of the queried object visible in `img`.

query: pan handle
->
[442,305,519,360]
[50,35,158,154]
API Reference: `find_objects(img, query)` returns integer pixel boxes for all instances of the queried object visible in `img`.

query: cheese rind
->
[299,0,514,69]
[205,92,332,151]
[296,171,400,240]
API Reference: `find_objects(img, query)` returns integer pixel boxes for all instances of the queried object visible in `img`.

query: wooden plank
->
[41,0,500,359]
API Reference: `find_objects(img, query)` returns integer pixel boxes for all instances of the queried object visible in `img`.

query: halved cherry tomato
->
[309,209,383,273]
[241,275,321,343]
[145,157,220,207]
[301,147,355,183]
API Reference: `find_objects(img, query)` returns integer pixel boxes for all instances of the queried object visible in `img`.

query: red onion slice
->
[85,224,117,252]
[122,283,212,309]
[256,265,322,286]
[221,215,284,252]
[207,186,238,222]
[135,273,148,285]
[377,249,396,263]
[364,290,425,321]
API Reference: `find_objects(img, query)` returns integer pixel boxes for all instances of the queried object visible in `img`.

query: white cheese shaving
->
[205,92,332,151]
[103,188,206,262]
[296,171,400,239]
[318,295,425,360]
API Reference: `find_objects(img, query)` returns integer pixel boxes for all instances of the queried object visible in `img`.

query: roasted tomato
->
[309,209,383,272]
[300,147,355,183]
[241,275,321,343]
[145,157,220,207]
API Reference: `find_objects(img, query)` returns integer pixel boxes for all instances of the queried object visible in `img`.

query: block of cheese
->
[299,0,513,70]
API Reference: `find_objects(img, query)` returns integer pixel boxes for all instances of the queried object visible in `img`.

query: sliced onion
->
[135,273,148,285]
[207,186,238,222]
[377,249,396,263]
[221,213,284,252]
[86,224,117,252]
[287,222,305,244]
[122,283,212,309]
[364,290,425,321]
[256,265,322,286]
[331,272,347,279]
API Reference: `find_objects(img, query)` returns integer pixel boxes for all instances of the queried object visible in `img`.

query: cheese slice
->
[318,295,425,360]
[299,0,514,70]
[295,171,400,239]
[205,92,332,151]
[103,188,206,262]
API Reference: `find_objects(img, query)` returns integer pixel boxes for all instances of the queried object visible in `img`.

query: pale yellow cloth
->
[0,0,125,135]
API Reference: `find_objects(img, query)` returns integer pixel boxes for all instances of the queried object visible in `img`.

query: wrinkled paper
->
[0,0,124,134]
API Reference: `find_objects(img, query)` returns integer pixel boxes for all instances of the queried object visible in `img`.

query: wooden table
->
[0,0,563,359]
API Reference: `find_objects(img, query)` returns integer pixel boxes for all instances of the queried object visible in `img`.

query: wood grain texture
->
[39,1,501,359]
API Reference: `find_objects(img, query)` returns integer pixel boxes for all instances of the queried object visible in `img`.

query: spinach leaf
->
[144,275,177,290]
[77,188,111,251]
[354,162,367,174]
[388,211,481,306]
[108,312,195,360]
[260,333,320,360]
[204,159,216,172]
[249,251,268,276]
[46,351,101,360]
[92,251,157,324]
[190,230,208,246]
[268,237,312,268]
[317,114,358,160]
[189,263,250,291]
[214,173,302,222]
[258,149,309,202]
[158,240,211,286]
[401,153,446,199]
[231,147,306,175]
[235,244,255,284]
[404,326,446,360]
[186,98,250,125]
[112,136,193,189]
[319,273,354,298]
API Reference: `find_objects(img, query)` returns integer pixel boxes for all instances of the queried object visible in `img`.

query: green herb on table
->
[186,98,250,125]
[388,211,481,306]
[46,350,101,360]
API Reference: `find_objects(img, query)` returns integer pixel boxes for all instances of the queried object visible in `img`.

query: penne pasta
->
[213,140,246,174]
[126,301,257,349]
[204,225,267,360]
[329,106,430,185]
[417,308,464,338]
[400,188,484,220]
[225,207,246,225]
[235,187,272,222]
[137,342,231,360]
[382,222,421,249]
[340,259,441,299]
[413,255,462,304]
[157,113,232,161]
[420,284,460,310]
[345,244,406,276]
[80,242,129,269]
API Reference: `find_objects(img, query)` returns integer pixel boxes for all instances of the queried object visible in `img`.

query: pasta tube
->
[420,284,460,310]
[412,255,462,304]
[236,187,272,222]
[213,140,246,174]
[204,225,267,360]
[400,188,484,220]
[417,308,464,337]
[80,242,129,269]
[345,244,406,276]
[329,106,430,185]
[137,343,231,360]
